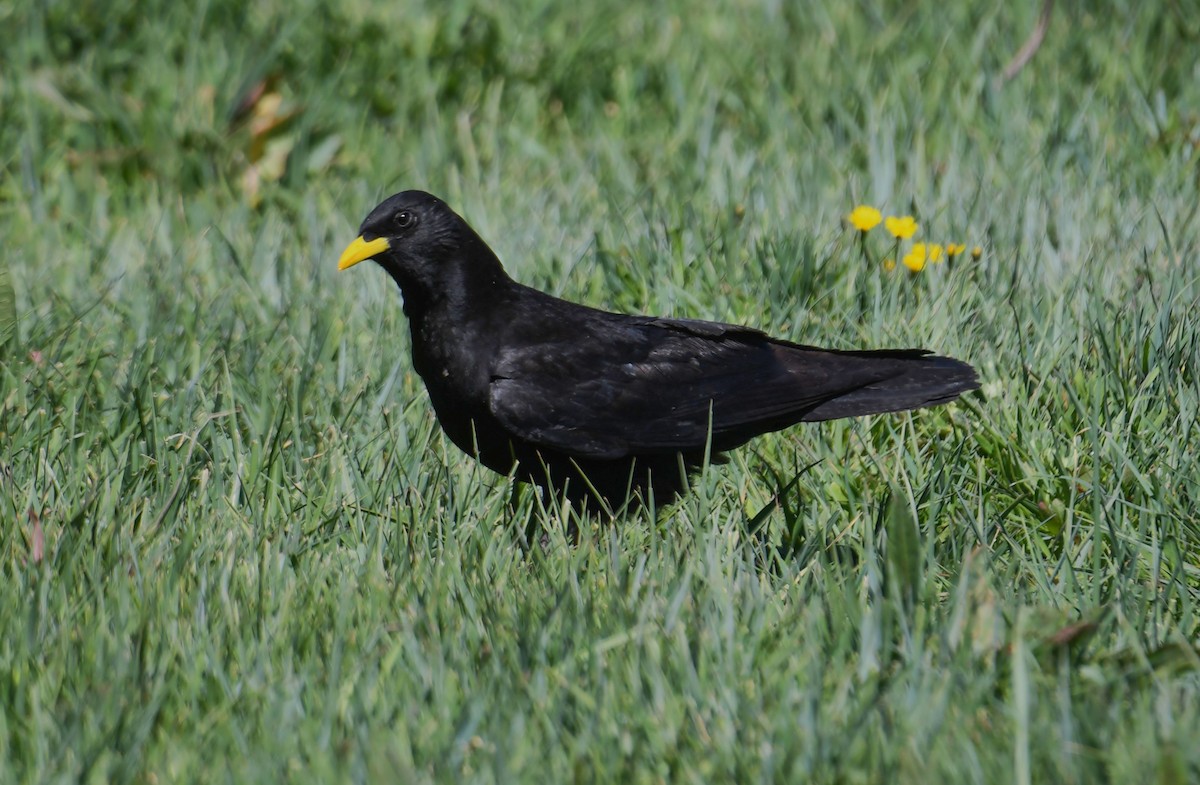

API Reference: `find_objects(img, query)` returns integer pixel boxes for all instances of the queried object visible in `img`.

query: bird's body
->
[339,191,978,510]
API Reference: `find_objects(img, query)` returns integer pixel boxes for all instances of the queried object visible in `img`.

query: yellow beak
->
[337,235,391,271]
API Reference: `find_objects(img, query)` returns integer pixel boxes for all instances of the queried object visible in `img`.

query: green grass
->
[2,0,1199,781]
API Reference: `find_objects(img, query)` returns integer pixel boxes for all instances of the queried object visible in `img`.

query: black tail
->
[795,348,979,421]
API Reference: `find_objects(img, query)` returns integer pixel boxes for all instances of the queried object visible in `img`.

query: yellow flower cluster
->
[846,204,980,273]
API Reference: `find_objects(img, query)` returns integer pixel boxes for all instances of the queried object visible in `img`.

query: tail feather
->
[795,349,979,422]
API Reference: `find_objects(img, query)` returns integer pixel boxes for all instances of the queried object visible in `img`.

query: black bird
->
[338,191,978,511]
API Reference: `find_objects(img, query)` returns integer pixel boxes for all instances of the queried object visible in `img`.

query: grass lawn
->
[2,0,1198,781]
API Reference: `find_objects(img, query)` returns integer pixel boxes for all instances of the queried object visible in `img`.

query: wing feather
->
[488,317,921,459]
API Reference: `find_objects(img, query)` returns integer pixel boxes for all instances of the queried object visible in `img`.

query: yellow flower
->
[946,243,965,257]
[884,215,918,239]
[902,243,927,272]
[882,257,896,271]
[847,205,882,232]
[971,246,983,261]
[927,243,944,263]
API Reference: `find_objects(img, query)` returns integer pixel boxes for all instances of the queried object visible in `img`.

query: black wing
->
[488,317,977,460]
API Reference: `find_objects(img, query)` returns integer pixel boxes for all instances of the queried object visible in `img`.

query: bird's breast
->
[407,312,515,462]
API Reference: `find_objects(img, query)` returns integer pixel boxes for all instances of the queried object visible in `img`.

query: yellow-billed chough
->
[339,191,977,511]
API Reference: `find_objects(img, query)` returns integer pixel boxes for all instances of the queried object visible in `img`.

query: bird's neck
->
[393,248,513,323]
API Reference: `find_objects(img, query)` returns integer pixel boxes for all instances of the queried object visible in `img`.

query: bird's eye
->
[394,211,416,230]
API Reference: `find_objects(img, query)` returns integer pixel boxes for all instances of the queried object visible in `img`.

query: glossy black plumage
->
[339,191,978,510]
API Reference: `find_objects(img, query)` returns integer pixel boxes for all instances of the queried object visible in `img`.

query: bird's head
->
[337,190,506,308]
